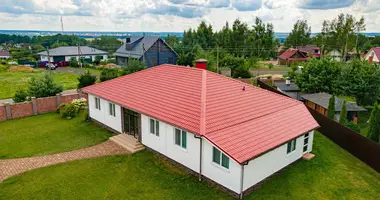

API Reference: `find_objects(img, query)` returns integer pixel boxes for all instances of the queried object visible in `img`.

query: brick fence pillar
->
[31,97,37,115]
[56,94,61,107]
[4,103,11,120]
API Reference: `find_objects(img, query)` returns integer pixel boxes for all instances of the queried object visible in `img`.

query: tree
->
[77,70,97,89]
[165,35,180,50]
[327,95,336,119]
[345,121,361,133]
[336,60,380,105]
[99,68,120,82]
[295,57,341,93]
[12,89,29,103]
[27,73,63,98]
[368,103,380,142]
[89,36,121,54]
[339,100,347,124]
[121,59,146,75]
[285,20,311,48]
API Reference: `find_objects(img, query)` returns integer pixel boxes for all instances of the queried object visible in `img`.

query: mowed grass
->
[0,113,112,159]
[0,133,379,200]
[0,70,79,99]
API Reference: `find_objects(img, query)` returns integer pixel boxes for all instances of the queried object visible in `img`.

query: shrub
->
[100,68,119,82]
[81,109,89,122]
[57,103,67,113]
[345,121,361,133]
[60,103,79,119]
[12,89,29,103]
[27,73,63,98]
[232,65,251,78]
[77,70,97,89]
[69,57,79,68]
[268,63,274,69]
[72,98,87,110]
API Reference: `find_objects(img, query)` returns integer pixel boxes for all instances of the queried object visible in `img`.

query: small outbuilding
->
[275,79,301,100]
[302,93,366,122]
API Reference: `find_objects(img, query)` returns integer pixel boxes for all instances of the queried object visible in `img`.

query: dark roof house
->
[38,46,107,57]
[115,36,178,68]
[298,45,321,58]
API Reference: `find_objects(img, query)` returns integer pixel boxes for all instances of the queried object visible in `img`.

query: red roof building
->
[82,64,319,196]
[278,48,308,66]
[364,47,380,63]
[0,50,10,59]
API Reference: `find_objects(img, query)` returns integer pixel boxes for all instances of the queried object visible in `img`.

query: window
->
[150,118,159,136]
[95,97,101,110]
[212,147,229,169]
[174,128,187,149]
[287,139,297,154]
[109,103,115,117]
[303,133,310,152]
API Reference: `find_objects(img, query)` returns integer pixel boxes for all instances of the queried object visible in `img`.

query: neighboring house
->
[0,50,10,59]
[329,49,342,62]
[275,79,301,100]
[364,47,380,63]
[115,36,178,68]
[38,46,108,63]
[278,48,308,65]
[298,45,321,58]
[82,64,319,198]
[302,93,366,122]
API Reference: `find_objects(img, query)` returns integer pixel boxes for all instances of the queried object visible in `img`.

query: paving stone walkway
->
[0,140,129,182]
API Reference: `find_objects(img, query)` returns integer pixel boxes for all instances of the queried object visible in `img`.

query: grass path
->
[0,133,379,200]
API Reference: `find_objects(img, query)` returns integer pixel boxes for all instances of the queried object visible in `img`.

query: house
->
[115,36,178,68]
[328,49,342,62]
[364,47,380,63]
[302,93,366,122]
[38,46,108,63]
[82,64,319,198]
[278,48,308,65]
[275,79,301,100]
[0,50,10,59]
[298,45,321,58]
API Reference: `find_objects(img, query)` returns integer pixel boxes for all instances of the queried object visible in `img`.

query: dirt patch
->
[7,66,34,72]
[256,74,284,80]
[97,64,119,69]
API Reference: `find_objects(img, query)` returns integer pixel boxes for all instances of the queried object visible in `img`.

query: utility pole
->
[60,16,64,34]
[47,47,51,67]
[216,45,219,74]
[77,44,82,68]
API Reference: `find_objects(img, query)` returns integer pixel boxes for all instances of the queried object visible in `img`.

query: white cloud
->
[0,0,378,32]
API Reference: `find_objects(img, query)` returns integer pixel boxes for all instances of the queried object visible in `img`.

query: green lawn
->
[0,70,79,99]
[0,133,379,200]
[0,113,112,159]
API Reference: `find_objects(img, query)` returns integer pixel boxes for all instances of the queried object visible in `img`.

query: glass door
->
[303,133,310,153]
[123,109,139,138]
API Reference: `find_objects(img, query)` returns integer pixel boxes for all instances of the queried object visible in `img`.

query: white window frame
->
[149,118,160,136]
[109,103,116,117]
[303,133,310,153]
[212,147,230,169]
[287,139,297,154]
[174,128,187,149]
[95,97,101,110]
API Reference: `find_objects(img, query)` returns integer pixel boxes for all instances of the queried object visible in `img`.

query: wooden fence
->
[257,79,380,173]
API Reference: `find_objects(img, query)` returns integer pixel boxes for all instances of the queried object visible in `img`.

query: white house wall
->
[88,94,122,133]
[365,50,380,62]
[243,131,314,191]
[202,139,242,193]
[141,114,200,172]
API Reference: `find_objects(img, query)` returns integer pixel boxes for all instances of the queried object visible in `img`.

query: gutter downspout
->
[240,162,248,200]
[194,135,203,181]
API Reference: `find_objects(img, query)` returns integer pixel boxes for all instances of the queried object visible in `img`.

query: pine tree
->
[368,103,380,142]
[339,100,347,124]
[327,95,336,119]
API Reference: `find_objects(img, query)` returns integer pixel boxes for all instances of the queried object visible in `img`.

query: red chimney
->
[195,59,207,70]
[369,56,373,64]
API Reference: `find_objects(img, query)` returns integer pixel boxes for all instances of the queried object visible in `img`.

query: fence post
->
[56,94,61,107]
[4,103,11,120]
[31,97,37,115]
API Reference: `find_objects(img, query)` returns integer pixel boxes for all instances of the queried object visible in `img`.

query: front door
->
[303,133,310,153]
[123,108,139,138]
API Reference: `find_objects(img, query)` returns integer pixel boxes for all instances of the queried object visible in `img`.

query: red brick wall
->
[0,106,6,121]
[36,96,57,113]
[10,102,34,119]
[61,94,80,104]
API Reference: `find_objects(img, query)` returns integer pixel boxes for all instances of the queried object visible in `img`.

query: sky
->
[0,0,379,32]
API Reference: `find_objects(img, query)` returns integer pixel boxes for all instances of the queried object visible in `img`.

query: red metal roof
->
[278,48,307,60]
[82,65,319,163]
[0,50,10,57]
